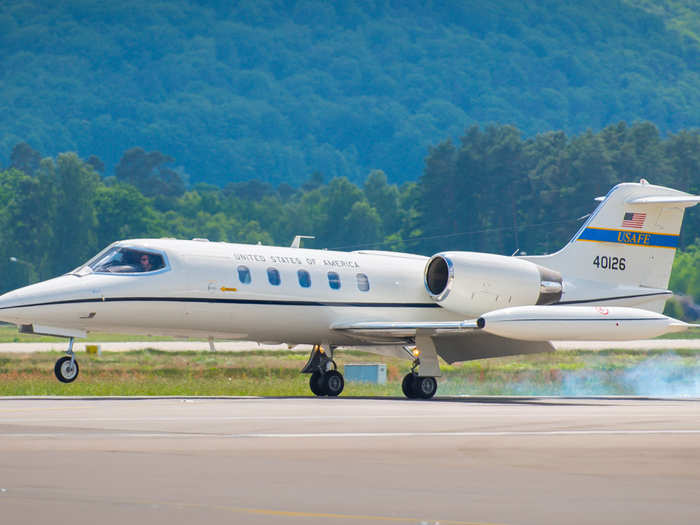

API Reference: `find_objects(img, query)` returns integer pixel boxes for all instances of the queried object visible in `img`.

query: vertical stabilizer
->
[523,181,699,312]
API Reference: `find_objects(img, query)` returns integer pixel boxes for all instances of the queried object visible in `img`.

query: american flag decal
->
[622,212,646,228]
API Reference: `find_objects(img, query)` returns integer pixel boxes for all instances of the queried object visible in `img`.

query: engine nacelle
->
[424,251,562,316]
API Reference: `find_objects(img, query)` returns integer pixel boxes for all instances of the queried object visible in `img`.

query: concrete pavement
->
[0,396,698,524]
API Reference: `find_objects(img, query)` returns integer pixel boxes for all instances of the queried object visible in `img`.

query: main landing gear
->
[402,373,438,399]
[54,337,79,383]
[401,345,438,399]
[302,344,344,397]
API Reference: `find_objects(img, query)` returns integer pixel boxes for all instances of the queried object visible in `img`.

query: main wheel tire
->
[54,356,79,383]
[323,370,344,397]
[309,371,326,396]
[415,376,437,399]
[401,373,418,399]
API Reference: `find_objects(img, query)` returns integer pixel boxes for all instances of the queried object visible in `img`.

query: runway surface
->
[1,397,699,524]
[0,338,698,353]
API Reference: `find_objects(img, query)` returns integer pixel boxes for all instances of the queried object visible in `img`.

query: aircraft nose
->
[0,275,83,324]
[0,288,28,311]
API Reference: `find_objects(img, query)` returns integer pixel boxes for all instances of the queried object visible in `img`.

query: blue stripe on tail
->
[577,227,679,248]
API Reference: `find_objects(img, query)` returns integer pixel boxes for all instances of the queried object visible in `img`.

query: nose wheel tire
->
[55,356,79,383]
[402,373,437,399]
[309,370,345,397]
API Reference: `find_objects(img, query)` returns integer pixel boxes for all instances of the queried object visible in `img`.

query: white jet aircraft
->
[0,180,698,398]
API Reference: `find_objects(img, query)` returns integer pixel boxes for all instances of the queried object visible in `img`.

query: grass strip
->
[0,348,698,397]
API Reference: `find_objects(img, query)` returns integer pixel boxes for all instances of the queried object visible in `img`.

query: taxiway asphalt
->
[1,396,698,524]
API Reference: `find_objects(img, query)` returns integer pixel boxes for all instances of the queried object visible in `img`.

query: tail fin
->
[523,180,699,311]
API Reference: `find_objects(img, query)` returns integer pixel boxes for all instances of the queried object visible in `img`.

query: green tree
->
[669,244,700,303]
[47,154,100,275]
[363,170,400,234]
[94,184,153,248]
[115,147,185,198]
[343,200,382,249]
[0,167,55,290]
[319,177,363,247]
[9,142,41,176]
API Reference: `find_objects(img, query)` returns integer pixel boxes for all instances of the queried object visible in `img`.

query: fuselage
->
[0,239,462,344]
[0,235,674,346]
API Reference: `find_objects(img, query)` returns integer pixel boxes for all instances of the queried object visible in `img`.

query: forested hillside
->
[1,122,698,313]
[1,0,699,185]
[628,0,700,43]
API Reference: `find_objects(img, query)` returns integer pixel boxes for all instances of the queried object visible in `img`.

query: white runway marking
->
[0,412,634,423]
[0,415,448,422]
[2,429,700,439]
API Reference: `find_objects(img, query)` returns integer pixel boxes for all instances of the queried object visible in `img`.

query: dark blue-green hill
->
[1,0,699,185]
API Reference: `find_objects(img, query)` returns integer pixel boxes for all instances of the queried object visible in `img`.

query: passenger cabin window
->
[267,267,281,286]
[356,273,370,292]
[327,271,341,290]
[297,269,311,288]
[237,265,252,284]
[87,247,165,274]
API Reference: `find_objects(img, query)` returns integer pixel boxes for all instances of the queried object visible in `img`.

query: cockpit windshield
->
[73,246,167,275]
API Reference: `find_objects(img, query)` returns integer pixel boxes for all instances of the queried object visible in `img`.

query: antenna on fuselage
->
[291,235,315,249]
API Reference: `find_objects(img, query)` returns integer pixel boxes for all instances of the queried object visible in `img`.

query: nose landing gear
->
[54,337,79,383]
[302,345,345,397]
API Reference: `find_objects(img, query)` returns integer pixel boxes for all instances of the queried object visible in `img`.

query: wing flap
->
[331,319,480,338]
[431,331,554,363]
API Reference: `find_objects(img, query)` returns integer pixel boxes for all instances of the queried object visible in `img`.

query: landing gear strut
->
[302,344,344,397]
[401,345,438,399]
[54,337,79,383]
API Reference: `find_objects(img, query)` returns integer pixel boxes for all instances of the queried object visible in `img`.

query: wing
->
[332,319,554,364]
[332,304,700,364]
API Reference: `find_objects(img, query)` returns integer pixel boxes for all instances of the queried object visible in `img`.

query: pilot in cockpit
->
[76,247,166,274]
[138,254,153,272]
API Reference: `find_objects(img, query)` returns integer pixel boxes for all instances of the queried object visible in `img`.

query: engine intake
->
[424,252,562,316]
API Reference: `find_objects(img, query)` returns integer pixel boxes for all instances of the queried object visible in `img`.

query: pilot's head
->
[139,254,152,271]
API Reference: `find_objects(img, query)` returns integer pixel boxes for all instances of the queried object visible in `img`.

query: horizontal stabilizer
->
[626,195,700,207]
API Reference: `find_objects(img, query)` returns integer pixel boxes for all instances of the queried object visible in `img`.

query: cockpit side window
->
[89,247,166,274]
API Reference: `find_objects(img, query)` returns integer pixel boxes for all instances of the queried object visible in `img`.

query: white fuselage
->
[0,240,461,344]
[0,237,675,346]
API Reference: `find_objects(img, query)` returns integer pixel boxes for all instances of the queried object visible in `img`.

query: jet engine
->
[424,251,563,316]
